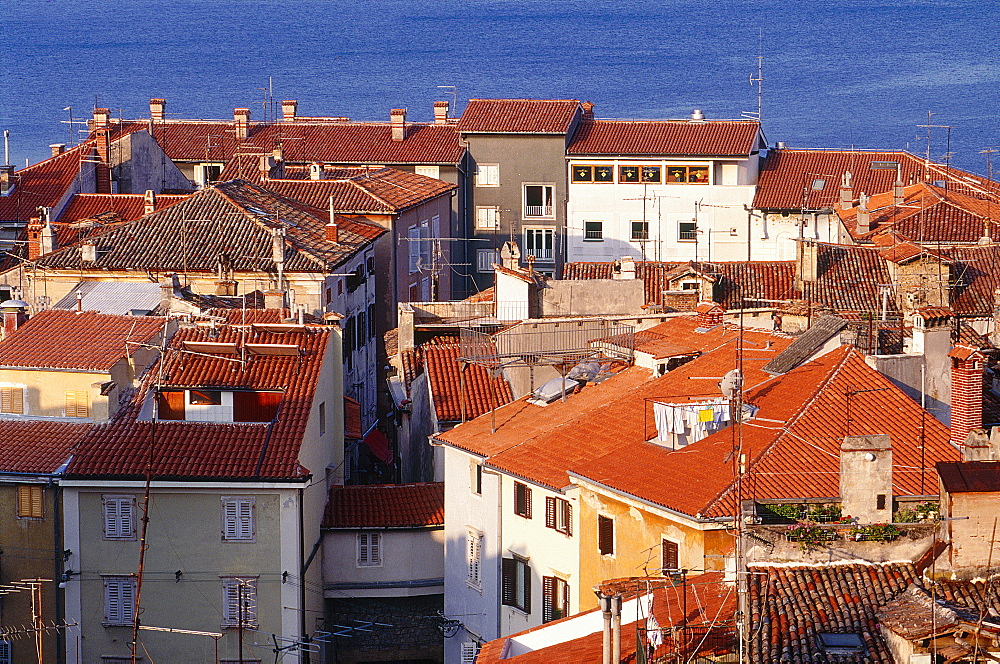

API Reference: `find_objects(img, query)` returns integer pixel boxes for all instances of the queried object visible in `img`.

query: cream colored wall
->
[949,492,1000,569]
[322,528,445,597]
[576,484,730,612]
[0,368,110,419]
[69,485,294,663]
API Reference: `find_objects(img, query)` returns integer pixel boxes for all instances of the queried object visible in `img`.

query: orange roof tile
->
[424,342,513,422]
[0,420,88,473]
[323,482,444,528]
[568,119,760,156]
[457,99,581,134]
[0,142,94,224]
[0,310,165,371]
[59,192,189,224]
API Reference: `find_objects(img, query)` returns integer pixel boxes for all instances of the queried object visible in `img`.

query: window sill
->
[582,238,604,242]
[505,605,530,616]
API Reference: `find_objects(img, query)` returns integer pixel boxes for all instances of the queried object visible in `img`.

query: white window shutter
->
[121,498,134,538]
[223,500,239,539]
[370,533,381,565]
[461,641,479,664]
[105,581,120,623]
[358,534,369,565]
[237,499,253,540]
[104,497,118,537]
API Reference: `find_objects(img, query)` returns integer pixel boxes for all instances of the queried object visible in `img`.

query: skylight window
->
[870,161,899,170]
[811,178,826,191]
[817,633,864,654]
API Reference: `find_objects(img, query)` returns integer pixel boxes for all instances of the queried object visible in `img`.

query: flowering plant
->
[849,523,902,542]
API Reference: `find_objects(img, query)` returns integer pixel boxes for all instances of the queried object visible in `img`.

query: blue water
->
[2,0,999,175]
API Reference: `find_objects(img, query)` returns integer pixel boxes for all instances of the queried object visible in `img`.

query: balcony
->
[524,205,553,218]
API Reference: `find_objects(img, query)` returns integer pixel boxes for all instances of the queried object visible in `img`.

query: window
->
[0,386,24,414]
[476,163,499,187]
[501,556,531,613]
[17,485,43,519]
[666,165,709,184]
[817,633,865,655]
[319,401,326,436]
[523,185,554,218]
[357,532,382,567]
[477,248,499,273]
[65,390,89,418]
[598,515,614,556]
[460,642,481,664]
[0,641,9,664]
[222,497,254,541]
[523,228,554,262]
[467,530,483,587]
[572,165,614,183]
[367,256,376,276]
[679,221,698,241]
[472,462,483,495]
[415,165,440,179]
[368,302,377,338]
[408,226,423,273]
[631,221,649,241]
[103,575,136,626]
[514,482,532,518]
[222,577,258,627]
[476,206,499,230]
[545,497,572,535]
[662,539,679,574]
[103,495,136,540]
[584,221,603,241]
[619,165,661,183]
[542,576,570,622]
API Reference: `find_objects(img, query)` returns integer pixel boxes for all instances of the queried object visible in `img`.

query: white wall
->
[322,527,445,598]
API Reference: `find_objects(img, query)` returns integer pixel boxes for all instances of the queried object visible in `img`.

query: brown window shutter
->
[564,501,573,536]
[563,580,571,618]
[662,539,679,573]
[501,558,515,606]
[31,486,43,518]
[525,486,532,519]
[598,515,614,555]
[523,564,531,614]
[545,497,556,529]
[542,576,554,622]
[1,387,23,414]
[17,485,31,517]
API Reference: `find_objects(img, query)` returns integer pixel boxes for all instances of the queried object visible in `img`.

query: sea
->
[1,0,999,176]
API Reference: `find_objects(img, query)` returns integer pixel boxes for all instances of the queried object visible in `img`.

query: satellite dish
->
[720,369,742,399]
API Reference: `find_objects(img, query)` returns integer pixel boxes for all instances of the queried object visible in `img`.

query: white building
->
[565,115,765,264]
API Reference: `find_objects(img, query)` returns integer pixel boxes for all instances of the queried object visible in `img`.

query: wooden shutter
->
[501,558,515,606]
[467,532,482,583]
[522,563,531,613]
[105,577,134,624]
[237,500,253,540]
[545,497,556,529]
[542,576,555,622]
[65,390,89,418]
[370,533,381,565]
[18,485,42,518]
[598,515,614,555]
[460,642,479,664]
[563,580,571,619]
[563,501,573,536]
[0,387,23,414]
[104,495,134,539]
[514,483,532,518]
[662,539,679,573]
[223,579,240,624]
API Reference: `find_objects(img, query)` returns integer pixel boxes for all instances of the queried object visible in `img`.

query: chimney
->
[962,429,992,461]
[264,289,286,310]
[695,301,724,328]
[271,227,285,266]
[433,101,449,124]
[39,215,57,256]
[390,108,406,142]
[150,98,166,121]
[949,345,985,450]
[581,101,595,120]
[95,128,111,163]
[281,100,298,121]
[795,239,818,288]
[26,217,43,261]
[159,272,180,308]
[143,190,156,215]
[988,427,1000,460]
[92,108,110,129]
[272,142,283,163]
[855,192,871,234]
[839,171,854,206]
[499,240,520,270]
[326,196,339,243]
[309,162,325,180]
[893,180,905,206]
[613,256,636,280]
[840,435,893,524]
[690,109,705,123]
[1,299,29,340]
[49,143,66,158]
[234,108,251,140]
[1,165,14,195]
[80,239,97,263]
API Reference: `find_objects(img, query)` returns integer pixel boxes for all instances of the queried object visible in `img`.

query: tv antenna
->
[436,85,458,116]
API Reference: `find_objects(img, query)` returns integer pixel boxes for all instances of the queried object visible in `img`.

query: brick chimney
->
[0,165,14,195]
[840,434,893,524]
[95,128,111,162]
[26,217,43,261]
[695,301,724,328]
[581,101,595,120]
[234,108,251,140]
[281,100,298,121]
[49,143,66,158]
[144,190,156,215]
[150,98,166,121]
[893,180,905,206]
[1,299,29,340]
[949,345,985,450]
[433,101,449,124]
[92,108,110,129]
[326,196,339,243]
[390,108,406,142]
[839,170,854,206]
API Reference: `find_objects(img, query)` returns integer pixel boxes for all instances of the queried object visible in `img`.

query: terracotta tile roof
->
[457,99,581,134]
[0,420,88,473]
[748,562,917,663]
[323,482,444,528]
[0,142,94,224]
[477,573,736,664]
[936,461,1000,492]
[424,342,513,423]
[33,180,382,274]
[946,244,1000,317]
[110,120,464,164]
[567,119,760,156]
[66,322,332,480]
[802,242,896,315]
[58,193,189,224]
[0,309,165,371]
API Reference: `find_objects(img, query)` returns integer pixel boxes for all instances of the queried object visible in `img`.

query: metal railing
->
[524,205,553,217]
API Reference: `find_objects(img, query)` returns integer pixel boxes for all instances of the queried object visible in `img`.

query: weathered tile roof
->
[31,180,383,274]
[802,242,896,315]
[567,119,760,156]
[936,461,1000,492]
[0,142,94,224]
[763,315,848,374]
[424,342,513,423]
[323,482,444,528]
[110,120,464,164]
[946,244,1000,316]
[59,192,189,225]
[65,321,332,480]
[0,420,88,473]
[0,309,165,371]
[457,99,581,134]
[748,562,917,663]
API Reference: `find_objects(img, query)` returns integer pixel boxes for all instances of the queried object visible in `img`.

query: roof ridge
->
[346,179,396,211]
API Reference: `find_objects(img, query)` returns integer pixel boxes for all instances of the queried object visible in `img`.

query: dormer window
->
[157,389,281,423]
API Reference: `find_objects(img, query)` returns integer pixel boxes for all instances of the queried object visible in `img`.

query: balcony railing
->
[524,205,553,217]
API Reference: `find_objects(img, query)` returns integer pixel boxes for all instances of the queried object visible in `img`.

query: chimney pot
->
[840,171,854,206]
[433,101,449,124]
[49,143,66,157]
[150,98,166,121]
[143,190,156,215]
[92,108,110,129]
[309,163,324,180]
[281,100,298,122]
[690,109,705,122]
[390,108,407,142]
[234,108,251,140]
[581,101,595,119]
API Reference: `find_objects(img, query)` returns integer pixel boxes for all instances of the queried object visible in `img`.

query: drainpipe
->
[298,486,309,664]
[53,479,64,664]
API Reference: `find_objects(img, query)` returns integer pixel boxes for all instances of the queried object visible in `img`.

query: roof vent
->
[690,109,705,123]
[775,141,787,150]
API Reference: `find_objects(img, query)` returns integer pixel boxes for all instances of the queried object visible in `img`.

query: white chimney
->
[92,108,110,129]
[839,171,854,206]
[690,109,705,123]
[433,101,449,124]
[150,98,166,121]
[855,192,871,234]
[143,190,156,215]
[234,108,251,140]
[81,240,97,263]
[309,163,325,180]
[390,108,407,142]
[281,100,298,121]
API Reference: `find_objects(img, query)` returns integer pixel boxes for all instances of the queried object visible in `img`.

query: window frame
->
[679,221,698,242]
[103,575,136,626]
[523,227,555,262]
[471,462,483,495]
[522,184,555,219]
[662,538,680,575]
[598,514,615,556]
[467,529,483,588]
[357,532,382,567]
[666,165,710,184]
[17,484,43,519]
[583,220,603,241]
[221,496,255,542]
[513,482,532,519]
[501,556,531,613]
[65,389,90,418]
[571,164,614,183]
[415,165,440,179]
[476,248,499,273]
[476,163,500,187]
[631,220,650,242]
[475,206,499,230]
[619,165,661,183]
[545,496,572,536]
[542,575,570,623]
[0,385,24,414]
[103,494,137,540]
[221,576,258,628]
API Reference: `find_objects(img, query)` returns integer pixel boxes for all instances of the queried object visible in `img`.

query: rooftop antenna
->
[743,32,764,124]
[3,129,9,166]
[436,86,458,117]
